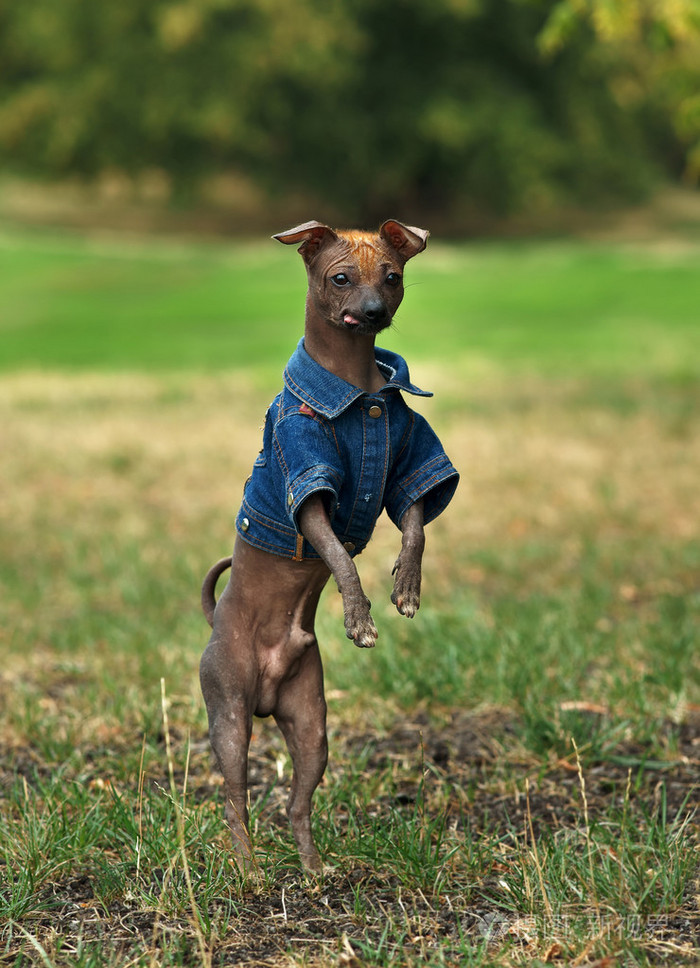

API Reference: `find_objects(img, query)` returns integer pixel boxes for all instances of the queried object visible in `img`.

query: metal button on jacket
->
[368,404,382,418]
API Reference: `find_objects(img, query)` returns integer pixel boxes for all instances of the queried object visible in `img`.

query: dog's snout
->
[363,298,388,323]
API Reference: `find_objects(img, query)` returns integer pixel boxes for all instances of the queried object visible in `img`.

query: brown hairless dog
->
[200,220,458,871]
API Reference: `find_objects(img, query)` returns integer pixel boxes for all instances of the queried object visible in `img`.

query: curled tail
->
[201,556,232,627]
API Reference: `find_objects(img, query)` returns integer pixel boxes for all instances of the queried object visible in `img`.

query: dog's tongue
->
[343,314,360,326]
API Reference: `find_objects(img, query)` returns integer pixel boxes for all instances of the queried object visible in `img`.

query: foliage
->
[539,0,700,182]
[0,0,698,222]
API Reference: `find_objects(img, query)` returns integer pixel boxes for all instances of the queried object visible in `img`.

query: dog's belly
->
[221,537,331,718]
[254,627,319,716]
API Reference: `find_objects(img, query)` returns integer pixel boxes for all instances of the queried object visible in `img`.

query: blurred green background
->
[2,229,699,377]
[1,0,699,233]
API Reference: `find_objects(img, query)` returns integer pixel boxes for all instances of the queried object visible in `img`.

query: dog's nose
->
[363,299,388,323]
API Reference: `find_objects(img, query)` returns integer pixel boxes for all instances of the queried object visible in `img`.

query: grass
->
[0,224,698,965]
[1,226,700,378]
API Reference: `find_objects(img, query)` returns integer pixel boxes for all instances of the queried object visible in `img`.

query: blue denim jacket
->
[236,338,459,561]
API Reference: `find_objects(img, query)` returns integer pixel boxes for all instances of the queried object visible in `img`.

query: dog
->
[199,220,459,871]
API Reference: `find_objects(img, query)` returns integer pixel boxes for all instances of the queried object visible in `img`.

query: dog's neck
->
[304,300,386,393]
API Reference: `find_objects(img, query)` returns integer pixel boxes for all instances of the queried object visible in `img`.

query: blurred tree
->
[288,0,665,219]
[538,0,700,183]
[0,0,355,182]
[0,0,697,223]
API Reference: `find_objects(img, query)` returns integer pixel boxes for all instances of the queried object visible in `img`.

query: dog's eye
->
[331,273,351,287]
[386,272,402,287]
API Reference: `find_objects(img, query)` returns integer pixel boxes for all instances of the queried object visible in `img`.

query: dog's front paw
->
[391,559,421,618]
[344,598,378,648]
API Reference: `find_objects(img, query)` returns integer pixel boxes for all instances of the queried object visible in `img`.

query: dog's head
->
[274,220,429,335]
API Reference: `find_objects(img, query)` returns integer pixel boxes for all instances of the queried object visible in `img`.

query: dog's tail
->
[201,557,232,627]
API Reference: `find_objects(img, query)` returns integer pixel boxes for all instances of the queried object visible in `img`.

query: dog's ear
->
[379,220,429,261]
[273,221,338,264]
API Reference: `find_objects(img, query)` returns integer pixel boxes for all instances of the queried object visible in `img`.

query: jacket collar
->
[283,337,433,419]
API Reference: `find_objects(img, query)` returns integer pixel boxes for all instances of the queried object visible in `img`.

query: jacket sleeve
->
[273,411,344,530]
[383,410,459,528]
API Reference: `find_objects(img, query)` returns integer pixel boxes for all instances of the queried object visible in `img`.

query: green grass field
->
[2,227,699,377]
[0,226,698,966]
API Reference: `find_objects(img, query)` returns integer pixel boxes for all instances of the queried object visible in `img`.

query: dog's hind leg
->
[212,703,255,868]
[274,643,328,871]
[200,637,256,869]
